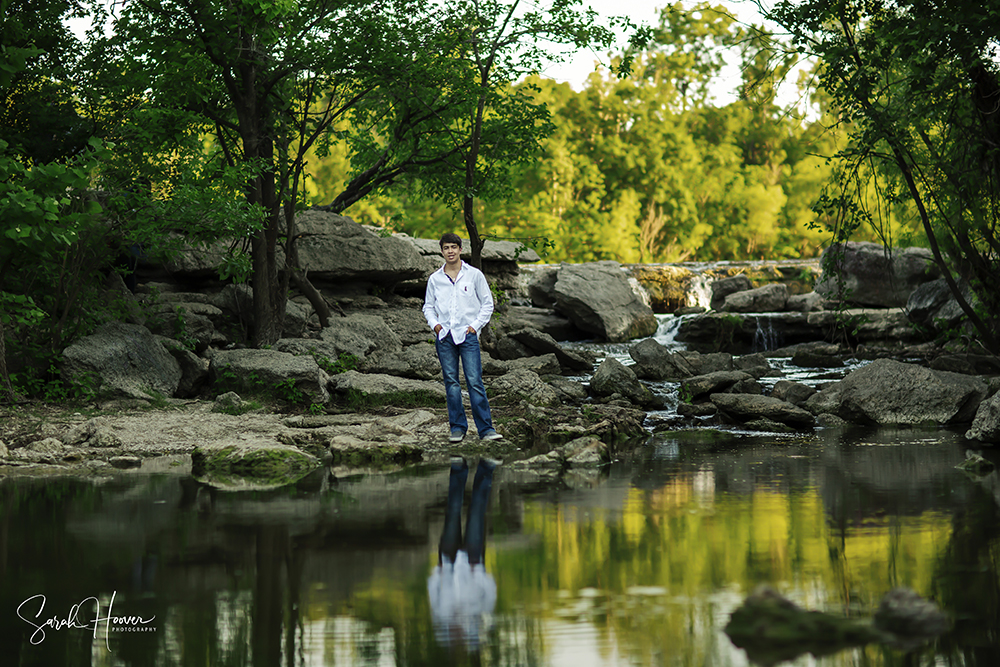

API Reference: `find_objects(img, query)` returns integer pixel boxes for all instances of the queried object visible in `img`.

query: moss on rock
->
[192,441,321,490]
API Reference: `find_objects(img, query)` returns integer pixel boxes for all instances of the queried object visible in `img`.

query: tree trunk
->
[285,208,332,328]
[249,136,286,347]
[464,93,488,270]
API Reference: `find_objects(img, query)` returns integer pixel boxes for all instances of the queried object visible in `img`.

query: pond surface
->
[3,425,999,667]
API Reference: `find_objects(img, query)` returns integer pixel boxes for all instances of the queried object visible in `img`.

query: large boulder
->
[629,338,693,380]
[682,371,753,400]
[710,393,816,428]
[710,274,753,311]
[293,210,428,286]
[771,380,816,406]
[143,292,229,350]
[378,305,437,345]
[505,327,595,371]
[628,339,733,380]
[361,342,442,380]
[722,284,789,313]
[523,266,560,309]
[966,392,1000,443]
[315,313,401,361]
[733,353,772,378]
[552,262,658,342]
[815,242,939,307]
[148,233,229,279]
[806,359,986,425]
[62,322,182,399]
[589,358,654,406]
[504,306,584,341]
[274,313,402,367]
[327,370,445,402]
[488,369,563,407]
[160,339,210,398]
[906,278,975,336]
[209,349,330,404]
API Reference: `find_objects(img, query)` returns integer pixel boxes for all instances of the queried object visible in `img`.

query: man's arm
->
[422,276,442,333]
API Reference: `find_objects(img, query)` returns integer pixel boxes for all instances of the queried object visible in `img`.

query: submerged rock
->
[955,451,995,474]
[873,588,951,647]
[210,348,330,405]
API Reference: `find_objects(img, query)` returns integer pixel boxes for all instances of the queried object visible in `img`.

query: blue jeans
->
[439,458,495,566]
[435,332,494,437]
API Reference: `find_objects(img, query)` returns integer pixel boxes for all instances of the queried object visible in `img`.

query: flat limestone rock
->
[192,441,320,490]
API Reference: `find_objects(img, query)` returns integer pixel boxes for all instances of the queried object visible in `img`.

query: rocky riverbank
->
[2,213,999,484]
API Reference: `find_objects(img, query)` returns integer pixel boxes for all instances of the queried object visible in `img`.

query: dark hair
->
[439,233,463,248]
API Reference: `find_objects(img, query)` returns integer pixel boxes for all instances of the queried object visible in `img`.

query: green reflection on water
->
[3,430,999,667]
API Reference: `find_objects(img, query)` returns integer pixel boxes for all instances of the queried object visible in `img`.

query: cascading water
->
[751,315,781,352]
[653,313,687,349]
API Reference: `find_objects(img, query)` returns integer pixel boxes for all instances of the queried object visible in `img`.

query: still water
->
[3,425,999,667]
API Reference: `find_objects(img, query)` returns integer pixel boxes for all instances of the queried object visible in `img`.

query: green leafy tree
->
[0,0,91,165]
[764,0,1000,352]
[398,0,642,268]
[102,0,467,344]
[0,0,110,400]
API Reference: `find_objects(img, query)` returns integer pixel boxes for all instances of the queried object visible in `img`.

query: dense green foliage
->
[764,0,1000,352]
[318,4,867,263]
[0,0,264,397]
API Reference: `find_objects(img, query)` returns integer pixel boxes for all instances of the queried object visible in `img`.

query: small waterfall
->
[653,314,687,349]
[752,316,781,352]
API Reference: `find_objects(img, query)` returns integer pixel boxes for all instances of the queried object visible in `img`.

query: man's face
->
[441,242,461,264]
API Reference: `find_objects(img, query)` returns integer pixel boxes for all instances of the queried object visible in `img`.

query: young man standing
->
[422,233,503,443]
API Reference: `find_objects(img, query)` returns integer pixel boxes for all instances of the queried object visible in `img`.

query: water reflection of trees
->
[3,432,1000,666]
[934,464,1000,667]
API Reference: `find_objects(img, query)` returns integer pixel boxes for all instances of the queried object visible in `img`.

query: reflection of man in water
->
[427,456,499,650]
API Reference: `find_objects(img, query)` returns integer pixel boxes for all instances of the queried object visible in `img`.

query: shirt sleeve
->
[469,270,494,333]
[422,275,440,331]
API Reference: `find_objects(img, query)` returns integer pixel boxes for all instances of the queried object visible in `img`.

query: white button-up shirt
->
[422,261,494,345]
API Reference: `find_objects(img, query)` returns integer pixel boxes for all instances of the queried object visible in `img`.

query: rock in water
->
[874,588,950,647]
[725,585,882,666]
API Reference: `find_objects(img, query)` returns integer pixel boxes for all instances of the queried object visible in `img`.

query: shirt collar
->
[439,260,465,275]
